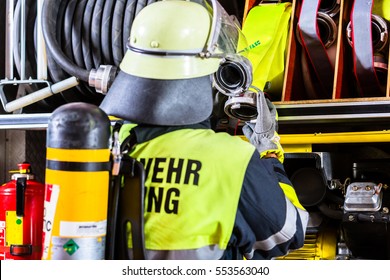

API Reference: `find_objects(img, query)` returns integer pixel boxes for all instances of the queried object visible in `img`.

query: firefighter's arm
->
[237,154,308,260]
[267,157,306,211]
[242,90,284,163]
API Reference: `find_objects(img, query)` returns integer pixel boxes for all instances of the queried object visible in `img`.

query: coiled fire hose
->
[10,0,155,110]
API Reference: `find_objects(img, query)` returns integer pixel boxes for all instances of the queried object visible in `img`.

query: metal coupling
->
[224,90,258,121]
[318,0,340,18]
[89,65,118,94]
[213,55,253,96]
[346,14,389,53]
[296,11,338,49]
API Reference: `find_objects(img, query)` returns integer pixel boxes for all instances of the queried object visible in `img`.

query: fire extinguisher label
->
[0,221,5,259]
[42,184,60,260]
[5,211,23,246]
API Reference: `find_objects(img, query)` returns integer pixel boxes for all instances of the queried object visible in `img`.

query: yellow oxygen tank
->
[42,102,111,260]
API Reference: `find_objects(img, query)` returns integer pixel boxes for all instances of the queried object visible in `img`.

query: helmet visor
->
[206,0,250,57]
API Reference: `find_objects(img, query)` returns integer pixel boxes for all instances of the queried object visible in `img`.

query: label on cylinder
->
[50,236,106,260]
[42,179,109,260]
[60,220,107,237]
[42,184,60,260]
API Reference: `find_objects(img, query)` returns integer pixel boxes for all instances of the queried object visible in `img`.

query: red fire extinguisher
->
[0,163,45,260]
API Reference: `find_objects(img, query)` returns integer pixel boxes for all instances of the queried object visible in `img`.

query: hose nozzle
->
[89,65,118,94]
[224,89,258,121]
[213,55,253,96]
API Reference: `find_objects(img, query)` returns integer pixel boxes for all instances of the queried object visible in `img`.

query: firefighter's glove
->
[242,91,284,163]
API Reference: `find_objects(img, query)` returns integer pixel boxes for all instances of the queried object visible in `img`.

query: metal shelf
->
[275,101,390,134]
[0,112,122,130]
[1,100,390,130]
[0,113,50,130]
[276,100,390,124]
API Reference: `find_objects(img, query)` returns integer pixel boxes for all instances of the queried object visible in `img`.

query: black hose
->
[71,0,88,70]
[135,0,148,16]
[122,0,135,54]
[41,0,90,82]
[46,0,83,104]
[58,0,95,103]
[317,202,343,220]
[101,0,116,65]
[62,0,76,62]
[325,190,345,205]
[91,0,105,68]
[34,18,69,109]
[10,0,151,110]
[82,0,96,71]
[49,0,142,76]
[112,0,126,66]
[45,0,78,103]
[61,12,74,76]
[56,0,68,46]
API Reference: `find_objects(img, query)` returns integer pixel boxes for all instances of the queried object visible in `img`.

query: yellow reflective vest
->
[122,127,255,259]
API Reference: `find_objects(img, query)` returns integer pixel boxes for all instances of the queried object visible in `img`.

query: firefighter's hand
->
[242,91,284,163]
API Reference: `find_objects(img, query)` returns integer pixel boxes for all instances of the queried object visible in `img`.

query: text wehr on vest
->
[139,157,202,214]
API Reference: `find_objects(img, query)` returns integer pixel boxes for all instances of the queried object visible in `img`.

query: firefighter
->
[99,0,308,260]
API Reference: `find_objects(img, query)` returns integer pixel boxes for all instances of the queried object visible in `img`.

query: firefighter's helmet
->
[100,0,246,125]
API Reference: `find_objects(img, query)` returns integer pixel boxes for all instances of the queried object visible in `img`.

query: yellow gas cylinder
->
[42,102,111,260]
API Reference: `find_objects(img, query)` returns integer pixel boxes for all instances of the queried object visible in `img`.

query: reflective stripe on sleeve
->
[247,197,308,257]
